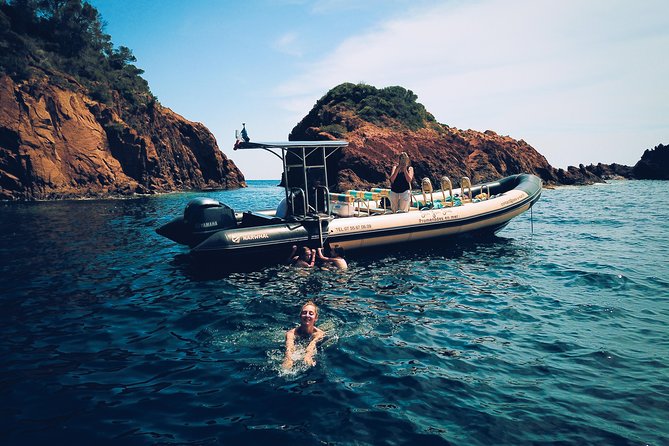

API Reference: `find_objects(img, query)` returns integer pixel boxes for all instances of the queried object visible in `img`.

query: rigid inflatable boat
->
[157,139,542,265]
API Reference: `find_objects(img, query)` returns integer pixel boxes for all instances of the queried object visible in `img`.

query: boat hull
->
[158,174,542,264]
[322,174,540,252]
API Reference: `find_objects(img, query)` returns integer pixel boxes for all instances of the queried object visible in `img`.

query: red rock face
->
[334,123,561,191]
[0,75,245,200]
[286,82,644,190]
[291,118,580,192]
[286,90,624,192]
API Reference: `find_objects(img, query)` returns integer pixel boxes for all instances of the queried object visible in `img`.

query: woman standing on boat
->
[389,152,414,213]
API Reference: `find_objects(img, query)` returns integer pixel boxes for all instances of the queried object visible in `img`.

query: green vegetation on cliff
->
[291,82,438,139]
[0,0,154,123]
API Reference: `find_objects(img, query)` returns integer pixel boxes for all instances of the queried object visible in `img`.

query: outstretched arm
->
[307,249,316,267]
[282,329,296,369]
[303,329,325,366]
[317,248,331,262]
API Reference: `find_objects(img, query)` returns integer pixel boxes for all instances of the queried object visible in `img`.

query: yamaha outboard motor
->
[156,198,237,247]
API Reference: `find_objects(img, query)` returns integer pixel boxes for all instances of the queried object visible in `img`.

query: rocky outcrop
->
[558,145,668,182]
[577,163,634,180]
[0,74,245,200]
[288,83,613,192]
[633,144,668,180]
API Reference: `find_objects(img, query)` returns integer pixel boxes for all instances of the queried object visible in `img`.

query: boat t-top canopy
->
[233,140,348,150]
[234,139,349,219]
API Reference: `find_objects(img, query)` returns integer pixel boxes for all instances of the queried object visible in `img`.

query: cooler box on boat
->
[329,190,389,216]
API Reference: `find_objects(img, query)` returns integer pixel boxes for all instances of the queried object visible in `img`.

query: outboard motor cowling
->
[156,198,237,247]
[184,198,237,242]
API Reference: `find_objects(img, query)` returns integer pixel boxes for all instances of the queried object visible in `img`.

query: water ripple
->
[1,181,669,445]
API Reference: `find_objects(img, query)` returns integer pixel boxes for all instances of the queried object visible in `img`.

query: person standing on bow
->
[389,152,414,213]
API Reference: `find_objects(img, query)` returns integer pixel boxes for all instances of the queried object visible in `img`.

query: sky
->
[90,0,669,180]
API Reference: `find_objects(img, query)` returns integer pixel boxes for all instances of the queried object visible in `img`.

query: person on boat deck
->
[389,152,414,213]
[283,300,325,369]
[286,245,316,268]
[316,244,348,270]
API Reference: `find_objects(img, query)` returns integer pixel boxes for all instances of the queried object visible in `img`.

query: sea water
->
[1,180,668,445]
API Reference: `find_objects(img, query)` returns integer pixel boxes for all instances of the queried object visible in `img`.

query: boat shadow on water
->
[169,230,528,281]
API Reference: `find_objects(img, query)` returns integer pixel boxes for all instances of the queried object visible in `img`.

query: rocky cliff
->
[288,83,618,192]
[0,74,245,200]
[632,144,668,180]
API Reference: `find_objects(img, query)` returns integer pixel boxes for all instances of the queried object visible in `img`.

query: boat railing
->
[421,177,434,209]
[313,185,331,216]
[440,176,454,207]
[412,176,464,208]
[461,177,472,203]
[370,188,390,212]
[311,201,333,249]
[327,177,496,216]
[475,184,490,201]
[288,187,306,217]
[351,190,381,216]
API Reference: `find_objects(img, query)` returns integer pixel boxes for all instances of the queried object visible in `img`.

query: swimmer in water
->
[286,245,316,268]
[316,244,348,270]
[282,300,325,369]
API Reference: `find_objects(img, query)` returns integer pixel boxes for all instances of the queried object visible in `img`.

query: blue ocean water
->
[1,180,668,445]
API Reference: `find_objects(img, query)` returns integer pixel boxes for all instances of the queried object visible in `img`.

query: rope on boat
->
[531,206,534,235]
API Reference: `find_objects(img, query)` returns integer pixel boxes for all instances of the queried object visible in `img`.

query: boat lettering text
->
[197,221,218,228]
[242,233,270,241]
[331,223,373,233]
[418,214,459,224]
[230,233,270,243]
[500,196,522,207]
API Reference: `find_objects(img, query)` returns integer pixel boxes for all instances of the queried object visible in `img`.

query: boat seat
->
[345,190,381,201]
[413,196,463,208]
[329,193,355,203]
[370,188,390,197]
[240,211,282,227]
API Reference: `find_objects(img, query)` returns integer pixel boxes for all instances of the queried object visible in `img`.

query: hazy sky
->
[90,0,669,179]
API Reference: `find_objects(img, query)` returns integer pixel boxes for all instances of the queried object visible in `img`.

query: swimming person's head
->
[299,246,312,261]
[300,300,319,327]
